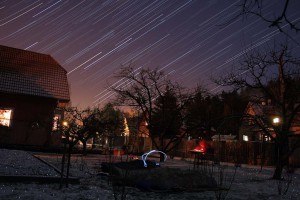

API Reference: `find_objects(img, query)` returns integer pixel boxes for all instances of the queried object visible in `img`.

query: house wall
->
[0,93,58,147]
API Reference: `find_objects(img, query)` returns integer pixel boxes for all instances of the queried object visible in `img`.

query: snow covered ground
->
[0,149,300,200]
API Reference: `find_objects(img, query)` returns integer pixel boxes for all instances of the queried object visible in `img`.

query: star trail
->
[1,0,300,108]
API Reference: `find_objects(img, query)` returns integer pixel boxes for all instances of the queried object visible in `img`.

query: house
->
[0,45,70,147]
[239,100,300,142]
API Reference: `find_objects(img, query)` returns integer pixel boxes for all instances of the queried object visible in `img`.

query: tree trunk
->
[82,141,87,156]
[59,142,67,189]
[273,136,289,179]
[273,149,285,179]
[66,145,72,187]
[272,51,288,180]
[273,162,284,180]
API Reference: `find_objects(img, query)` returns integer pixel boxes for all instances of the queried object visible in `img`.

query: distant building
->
[239,100,300,142]
[211,134,236,141]
[0,45,70,147]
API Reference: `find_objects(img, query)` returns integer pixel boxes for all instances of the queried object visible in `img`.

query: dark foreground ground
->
[0,149,300,200]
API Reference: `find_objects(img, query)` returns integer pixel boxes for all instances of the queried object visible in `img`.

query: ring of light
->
[141,150,167,167]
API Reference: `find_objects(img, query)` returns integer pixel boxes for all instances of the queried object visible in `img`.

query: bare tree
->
[111,66,193,161]
[215,44,300,179]
[63,107,101,155]
[58,107,101,188]
[235,0,300,33]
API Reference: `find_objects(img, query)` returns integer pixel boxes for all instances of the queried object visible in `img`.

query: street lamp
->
[62,121,68,127]
[273,117,280,124]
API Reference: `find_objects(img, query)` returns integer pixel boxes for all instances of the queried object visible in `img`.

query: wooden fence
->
[170,139,300,167]
[110,136,300,167]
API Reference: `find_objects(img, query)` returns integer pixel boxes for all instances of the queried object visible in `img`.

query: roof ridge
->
[0,45,51,57]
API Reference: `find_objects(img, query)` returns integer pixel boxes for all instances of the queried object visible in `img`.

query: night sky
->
[1,0,300,108]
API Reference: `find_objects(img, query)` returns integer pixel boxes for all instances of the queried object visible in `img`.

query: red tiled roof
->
[0,45,70,102]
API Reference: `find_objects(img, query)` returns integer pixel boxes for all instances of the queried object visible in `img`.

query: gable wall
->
[0,92,58,146]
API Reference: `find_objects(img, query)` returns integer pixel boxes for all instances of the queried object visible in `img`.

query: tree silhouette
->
[235,0,300,33]
[112,66,193,160]
[216,44,300,179]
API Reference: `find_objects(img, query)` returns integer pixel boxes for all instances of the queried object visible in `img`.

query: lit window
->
[243,135,249,141]
[52,114,61,131]
[0,109,12,127]
[264,135,271,142]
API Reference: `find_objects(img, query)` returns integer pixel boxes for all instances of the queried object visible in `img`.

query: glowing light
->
[62,121,68,127]
[273,117,280,124]
[193,140,207,153]
[141,150,167,167]
[52,115,60,131]
[243,135,248,141]
[0,109,12,127]
[123,117,130,136]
